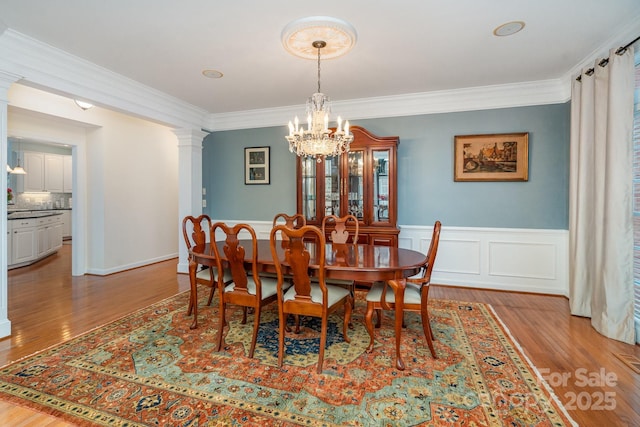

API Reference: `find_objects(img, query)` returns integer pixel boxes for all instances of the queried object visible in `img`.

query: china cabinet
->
[296,126,399,246]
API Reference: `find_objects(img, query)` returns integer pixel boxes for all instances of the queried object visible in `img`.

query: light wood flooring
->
[0,244,638,426]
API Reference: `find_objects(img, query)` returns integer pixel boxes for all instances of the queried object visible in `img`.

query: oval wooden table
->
[188,239,427,368]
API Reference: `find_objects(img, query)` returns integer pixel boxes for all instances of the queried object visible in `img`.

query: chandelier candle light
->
[286,40,353,162]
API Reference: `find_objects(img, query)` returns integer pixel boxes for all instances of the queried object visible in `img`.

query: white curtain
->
[569,46,635,344]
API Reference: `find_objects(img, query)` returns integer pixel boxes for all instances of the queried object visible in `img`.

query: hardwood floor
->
[0,244,638,426]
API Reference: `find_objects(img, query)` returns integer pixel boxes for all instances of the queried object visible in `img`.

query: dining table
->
[187,239,428,365]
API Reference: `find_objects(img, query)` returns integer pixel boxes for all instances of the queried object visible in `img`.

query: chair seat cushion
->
[283,283,350,306]
[196,267,233,283]
[365,281,422,305]
[224,276,284,300]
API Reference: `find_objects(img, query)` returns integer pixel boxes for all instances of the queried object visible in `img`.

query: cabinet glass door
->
[373,150,390,223]
[301,157,317,221]
[324,156,340,216]
[347,150,364,220]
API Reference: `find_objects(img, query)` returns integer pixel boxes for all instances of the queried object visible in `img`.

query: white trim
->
[86,253,178,276]
[205,79,569,131]
[0,29,207,129]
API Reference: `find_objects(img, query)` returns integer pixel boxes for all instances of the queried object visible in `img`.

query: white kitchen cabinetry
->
[9,214,63,269]
[16,152,71,193]
[44,154,64,192]
[6,220,12,266]
[60,210,72,239]
[18,151,45,192]
[36,215,62,257]
[63,155,72,192]
[12,218,37,265]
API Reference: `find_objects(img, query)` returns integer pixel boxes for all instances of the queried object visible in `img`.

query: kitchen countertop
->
[7,211,64,220]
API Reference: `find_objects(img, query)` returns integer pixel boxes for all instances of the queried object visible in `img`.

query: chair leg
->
[317,316,328,374]
[216,301,226,352]
[278,310,286,368]
[241,307,248,324]
[187,295,194,316]
[343,299,352,343]
[364,303,376,353]
[420,309,437,359]
[375,308,382,328]
[248,305,260,358]
[207,285,215,306]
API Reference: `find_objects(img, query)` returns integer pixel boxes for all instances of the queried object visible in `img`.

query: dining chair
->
[273,212,307,232]
[321,214,358,244]
[320,214,359,319]
[270,224,352,374]
[364,220,441,370]
[182,214,231,316]
[211,222,283,358]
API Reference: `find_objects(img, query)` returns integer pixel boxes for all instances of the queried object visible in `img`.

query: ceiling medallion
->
[281,16,357,60]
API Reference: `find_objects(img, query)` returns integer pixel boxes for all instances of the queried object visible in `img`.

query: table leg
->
[189,258,199,329]
[393,281,406,371]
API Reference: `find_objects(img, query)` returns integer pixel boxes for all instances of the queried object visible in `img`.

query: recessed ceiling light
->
[202,69,223,79]
[493,21,525,37]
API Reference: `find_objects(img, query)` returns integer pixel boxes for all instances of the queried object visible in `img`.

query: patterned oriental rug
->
[0,289,576,426]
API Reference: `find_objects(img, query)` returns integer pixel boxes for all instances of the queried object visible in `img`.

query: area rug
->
[0,289,576,426]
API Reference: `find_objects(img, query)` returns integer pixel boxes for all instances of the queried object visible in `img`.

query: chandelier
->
[286,40,353,162]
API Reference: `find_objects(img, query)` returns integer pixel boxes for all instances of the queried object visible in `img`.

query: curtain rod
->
[576,35,640,81]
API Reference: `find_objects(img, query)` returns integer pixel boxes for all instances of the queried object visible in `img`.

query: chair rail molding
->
[198,220,569,296]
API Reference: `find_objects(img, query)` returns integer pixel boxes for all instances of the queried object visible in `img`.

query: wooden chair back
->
[182,214,212,250]
[321,214,359,244]
[273,213,306,241]
[211,222,260,297]
[270,225,326,302]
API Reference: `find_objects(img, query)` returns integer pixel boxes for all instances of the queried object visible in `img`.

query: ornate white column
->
[0,71,21,338]
[174,128,207,274]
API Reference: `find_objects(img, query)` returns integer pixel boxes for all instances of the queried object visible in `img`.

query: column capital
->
[173,128,209,147]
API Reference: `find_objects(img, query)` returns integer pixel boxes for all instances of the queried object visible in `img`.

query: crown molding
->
[0,29,207,129]
[204,78,569,131]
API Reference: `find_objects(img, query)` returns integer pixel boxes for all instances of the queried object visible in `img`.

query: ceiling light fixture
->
[283,17,357,162]
[493,21,525,37]
[74,100,93,110]
[202,69,223,79]
[6,164,12,173]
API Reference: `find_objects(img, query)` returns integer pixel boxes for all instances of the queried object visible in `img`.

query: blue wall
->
[203,102,570,229]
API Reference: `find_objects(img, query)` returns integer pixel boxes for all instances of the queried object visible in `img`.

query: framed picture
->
[245,146,270,185]
[454,132,529,182]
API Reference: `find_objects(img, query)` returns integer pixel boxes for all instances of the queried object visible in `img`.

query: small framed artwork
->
[245,146,270,185]
[454,132,529,182]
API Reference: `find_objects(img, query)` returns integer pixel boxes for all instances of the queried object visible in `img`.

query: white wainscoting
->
[183,220,569,297]
[399,225,569,296]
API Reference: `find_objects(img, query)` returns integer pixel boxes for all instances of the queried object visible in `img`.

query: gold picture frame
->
[454,133,529,182]
[244,146,270,185]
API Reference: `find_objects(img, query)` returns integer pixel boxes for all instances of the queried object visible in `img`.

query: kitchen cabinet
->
[61,210,72,239]
[9,214,63,269]
[12,218,37,265]
[6,220,12,266]
[296,126,400,246]
[16,152,71,193]
[63,155,72,192]
[44,154,64,192]
[18,151,45,192]
[36,215,63,257]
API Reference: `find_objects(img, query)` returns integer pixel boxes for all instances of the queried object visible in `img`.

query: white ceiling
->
[0,0,639,115]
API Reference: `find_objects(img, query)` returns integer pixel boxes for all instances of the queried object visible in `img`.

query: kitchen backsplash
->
[9,193,72,210]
